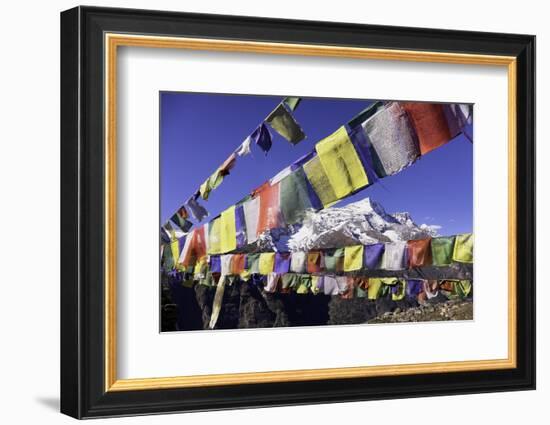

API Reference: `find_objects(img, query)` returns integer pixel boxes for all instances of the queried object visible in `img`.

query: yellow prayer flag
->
[315,126,369,199]
[220,206,237,253]
[170,239,180,268]
[368,278,383,300]
[258,252,275,275]
[302,155,339,208]
[208,217,222,255]
[453,233,474,263]
[344,245,364,271]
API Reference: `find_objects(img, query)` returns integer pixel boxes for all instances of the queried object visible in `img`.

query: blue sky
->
[160,92,473,236]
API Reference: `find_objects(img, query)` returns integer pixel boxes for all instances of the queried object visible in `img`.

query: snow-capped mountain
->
[287,198,440,252]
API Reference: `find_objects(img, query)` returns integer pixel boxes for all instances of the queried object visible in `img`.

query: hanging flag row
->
[165,100,472,258]
[162,233,473,276]
[161,96,306,235]
[165,266,472,302]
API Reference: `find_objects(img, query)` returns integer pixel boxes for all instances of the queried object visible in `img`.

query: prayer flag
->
[265,103,306,144]
[236,136,252,157]
[274,252,291,274]
[307,251,322,273]
[344,245,364,271]
[364,102,420,177]
[259,252,276,275]
[315,126,370,199]
[279,168,316,225]
[209,255,221,273]
[220,206,237,253]
[453,233,474,263]
[250,123,272,154]
[402,102,453,155]
[302,154,339,208]
[407,238,432,268]
[243,197,260,244]
[367,278,384,299]
[207,217,222,255]
[231,254,246,275]
[364,243,385,269]
[323,248,344,272]
[246,253,261,274]
[290,251,307,273]
[256,182,281,235]
[185,196,208,222]
[382,241,408,270]
[431,236,455,266]
[235,204,247,248]
[170,213,193,233]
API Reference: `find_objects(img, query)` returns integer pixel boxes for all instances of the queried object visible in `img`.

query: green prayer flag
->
[279,168,313,224]
[265,103,306,144]
[324,248,344,272]
[431,236,456,266]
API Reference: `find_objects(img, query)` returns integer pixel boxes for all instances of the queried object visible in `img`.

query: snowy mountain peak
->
[287,197,440,252]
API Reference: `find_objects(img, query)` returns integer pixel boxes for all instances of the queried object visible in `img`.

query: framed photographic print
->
[60,6,536,419]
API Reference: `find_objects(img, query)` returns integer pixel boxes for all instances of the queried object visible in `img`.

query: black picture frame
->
[60,5,535,419]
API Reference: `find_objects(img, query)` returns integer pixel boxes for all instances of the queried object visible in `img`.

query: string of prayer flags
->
[364,102,420,177]
[166,232,473,274]
[265,103,306,145]
[431,236,456,266]
[282,96,301,112]
[407,238,432,268]
[315,126,370,199]
[185,196,208,222]
[453,233,474,263]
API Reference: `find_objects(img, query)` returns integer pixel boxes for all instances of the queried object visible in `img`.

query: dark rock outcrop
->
[161,277,471,331]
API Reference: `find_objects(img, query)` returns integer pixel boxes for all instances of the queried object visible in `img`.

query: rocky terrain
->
[162,279,473,331]
[368,298,473,324]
